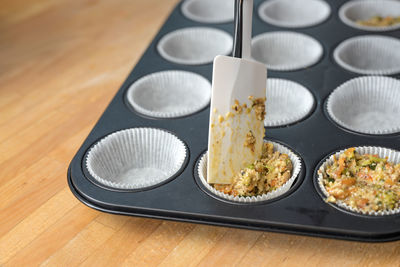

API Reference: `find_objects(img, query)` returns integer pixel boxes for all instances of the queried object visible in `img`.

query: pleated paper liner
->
[265,78,315,127]
[327,76,400,135]
[333,35,400,75]
[197,141,302,203]
[317,146,400,216]
[86,128,187,190]
[252,31,323,71]
[157,27,233,65]
[126,70,211,118]
[258,0,331,28]
[181,0,234,24]
[339,0,400,32]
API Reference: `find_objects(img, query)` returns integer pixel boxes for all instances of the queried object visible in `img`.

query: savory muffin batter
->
[213,142,293,197]
[321,148,400,213]
[357,16,400,27]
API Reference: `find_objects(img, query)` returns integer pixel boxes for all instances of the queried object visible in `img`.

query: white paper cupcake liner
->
[333,35,400,75]
[327,76,400,135]
[126,71,211,118]
[252,31,323,71]
[86,128,187,190]
[157,27,233,65]
[258,0,331,28]
[181,0,234,24]
[197,141,302,203]
[317,146,400,216]
[339,0,400,32]
[265,78,315,127]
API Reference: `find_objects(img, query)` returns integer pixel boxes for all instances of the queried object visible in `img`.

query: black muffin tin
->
[68,0,400,242]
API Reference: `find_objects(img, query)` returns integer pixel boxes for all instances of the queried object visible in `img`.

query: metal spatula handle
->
[233,0,244,58]
[233,0,253,59]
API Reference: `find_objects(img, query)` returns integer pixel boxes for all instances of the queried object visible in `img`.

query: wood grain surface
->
[0,0,399,266]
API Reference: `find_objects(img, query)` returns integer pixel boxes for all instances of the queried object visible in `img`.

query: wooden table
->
[1,0,399,266]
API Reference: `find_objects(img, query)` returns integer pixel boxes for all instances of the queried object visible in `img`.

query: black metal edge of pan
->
[68,166,400,243]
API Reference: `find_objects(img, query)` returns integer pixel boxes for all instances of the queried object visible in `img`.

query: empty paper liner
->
[265,78,315,127]
[339,0,400,32]
[157,27,233,65]
[86,128,187,190]
[252,31,323,71]
[126,70,211,118]
[197,141,302,203]
[317,146,400,216]
[258,0,331,28]
[327,76,400,135]
[181,0,234,24]
[333,35,400,75]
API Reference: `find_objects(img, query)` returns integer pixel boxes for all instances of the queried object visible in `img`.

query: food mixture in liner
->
[357,16,400,27]
[321,148,400,213]
[213,142,293,197]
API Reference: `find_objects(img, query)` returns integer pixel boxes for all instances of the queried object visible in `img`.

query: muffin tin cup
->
[197,141,302,203]
[251,31,323,71]
[126,71,211,118]
[339,0,400,32]
[317,146,400,216]
[265,78,315,127]
[181,0,234,24]
[258,0,331,28]
[86,128,187,190]
[327,76,400,135]
[333,35,400,75]
[157,27,233,65]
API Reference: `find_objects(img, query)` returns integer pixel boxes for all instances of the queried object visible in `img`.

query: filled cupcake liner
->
[86,128,187,190]
[327,76,400,135]
[265,78,314,127]
[333,35,400,75]
[251,31,323,71]
[197,141,302,203]
[181,0,234,24]
[126,71,211,118]
[317,146,400,216]
[157,27,233,65]
[258,0,331,28]
[339,0,400,32]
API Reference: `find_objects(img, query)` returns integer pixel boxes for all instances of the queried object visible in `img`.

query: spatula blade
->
[207,55,267,184]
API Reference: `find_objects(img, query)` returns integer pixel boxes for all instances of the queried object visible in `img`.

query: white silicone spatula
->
[207,0,267,184]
